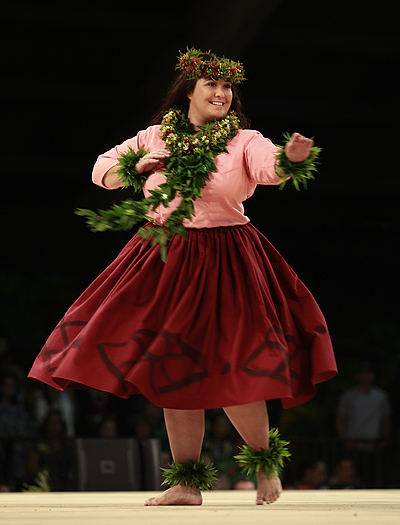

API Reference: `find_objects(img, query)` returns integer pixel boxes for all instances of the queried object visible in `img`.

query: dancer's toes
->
[144,485,202,506]
[256,471,282,505]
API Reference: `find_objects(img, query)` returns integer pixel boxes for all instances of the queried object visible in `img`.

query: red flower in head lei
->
[176,47,246,84]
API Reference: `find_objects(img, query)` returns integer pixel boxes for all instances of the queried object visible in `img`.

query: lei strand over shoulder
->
[76,109,241,262]
[76,110,321,261]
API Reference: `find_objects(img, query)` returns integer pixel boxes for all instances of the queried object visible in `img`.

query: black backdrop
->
[1,1,399,394]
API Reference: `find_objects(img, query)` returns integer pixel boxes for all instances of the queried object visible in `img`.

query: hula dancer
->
[29,47,337,505]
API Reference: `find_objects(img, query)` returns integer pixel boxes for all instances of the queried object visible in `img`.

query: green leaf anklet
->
[161,459,219,491]
[234,428,291,479]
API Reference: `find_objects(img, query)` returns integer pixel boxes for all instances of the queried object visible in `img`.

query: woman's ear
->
[187,91,193,101]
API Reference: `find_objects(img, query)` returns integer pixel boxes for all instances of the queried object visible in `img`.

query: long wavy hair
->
[148,70,250,129]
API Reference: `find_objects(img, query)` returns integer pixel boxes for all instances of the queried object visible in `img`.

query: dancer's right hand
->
[135,149,170,174]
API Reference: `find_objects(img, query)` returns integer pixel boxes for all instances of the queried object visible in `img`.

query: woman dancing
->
[29,48,337,506]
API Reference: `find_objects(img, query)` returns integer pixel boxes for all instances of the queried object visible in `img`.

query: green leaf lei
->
[76,108,241,262]
[76,111,321,262]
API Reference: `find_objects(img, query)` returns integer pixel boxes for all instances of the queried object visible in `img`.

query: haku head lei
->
[176,47,246,84]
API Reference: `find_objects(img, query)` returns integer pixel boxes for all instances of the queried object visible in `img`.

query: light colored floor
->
[1,490,399,525]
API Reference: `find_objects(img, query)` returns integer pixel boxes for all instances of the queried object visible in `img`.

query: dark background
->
[1,0,399,428]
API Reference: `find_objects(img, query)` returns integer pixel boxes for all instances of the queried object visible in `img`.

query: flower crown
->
[176,47,246,84]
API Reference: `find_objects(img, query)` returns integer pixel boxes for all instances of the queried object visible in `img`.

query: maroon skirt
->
[28,223,337,409]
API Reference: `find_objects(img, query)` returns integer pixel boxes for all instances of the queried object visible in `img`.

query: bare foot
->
[256,471,282,505]
[144,484,202,506]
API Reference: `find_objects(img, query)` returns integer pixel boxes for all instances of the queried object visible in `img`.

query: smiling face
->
[187,78,233,128]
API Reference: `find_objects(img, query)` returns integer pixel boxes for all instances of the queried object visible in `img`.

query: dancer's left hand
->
[285,133,314,162]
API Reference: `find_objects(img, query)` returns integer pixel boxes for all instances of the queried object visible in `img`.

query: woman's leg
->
[144,408,205,506]
[223,401,282,504]
[164,408,205,462]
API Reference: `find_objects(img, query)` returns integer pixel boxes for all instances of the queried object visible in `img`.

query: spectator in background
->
[26,409,68,483]
[295,459,329,490]
[128,397,165,441]
[203,413,236,466]
[203,413,236,489]
[33,385,76,438]
[0,374,29,437]
[233,478,256,490]
[336,361,391,447]
[95,415,118,438]
[0,373,29,489]
[75,390,120,437]
[0,336,26,387]
[336,360,391,487]
[329,457,363,489]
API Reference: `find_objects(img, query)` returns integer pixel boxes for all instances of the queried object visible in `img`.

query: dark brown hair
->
[148,71,250,129]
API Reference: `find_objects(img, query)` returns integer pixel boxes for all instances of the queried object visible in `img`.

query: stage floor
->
[1,490,399,525]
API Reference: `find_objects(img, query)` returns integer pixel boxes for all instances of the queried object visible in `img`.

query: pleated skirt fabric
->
[28,223,337,409]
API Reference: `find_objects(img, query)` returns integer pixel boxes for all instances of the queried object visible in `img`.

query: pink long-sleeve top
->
[92,125,282,228]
